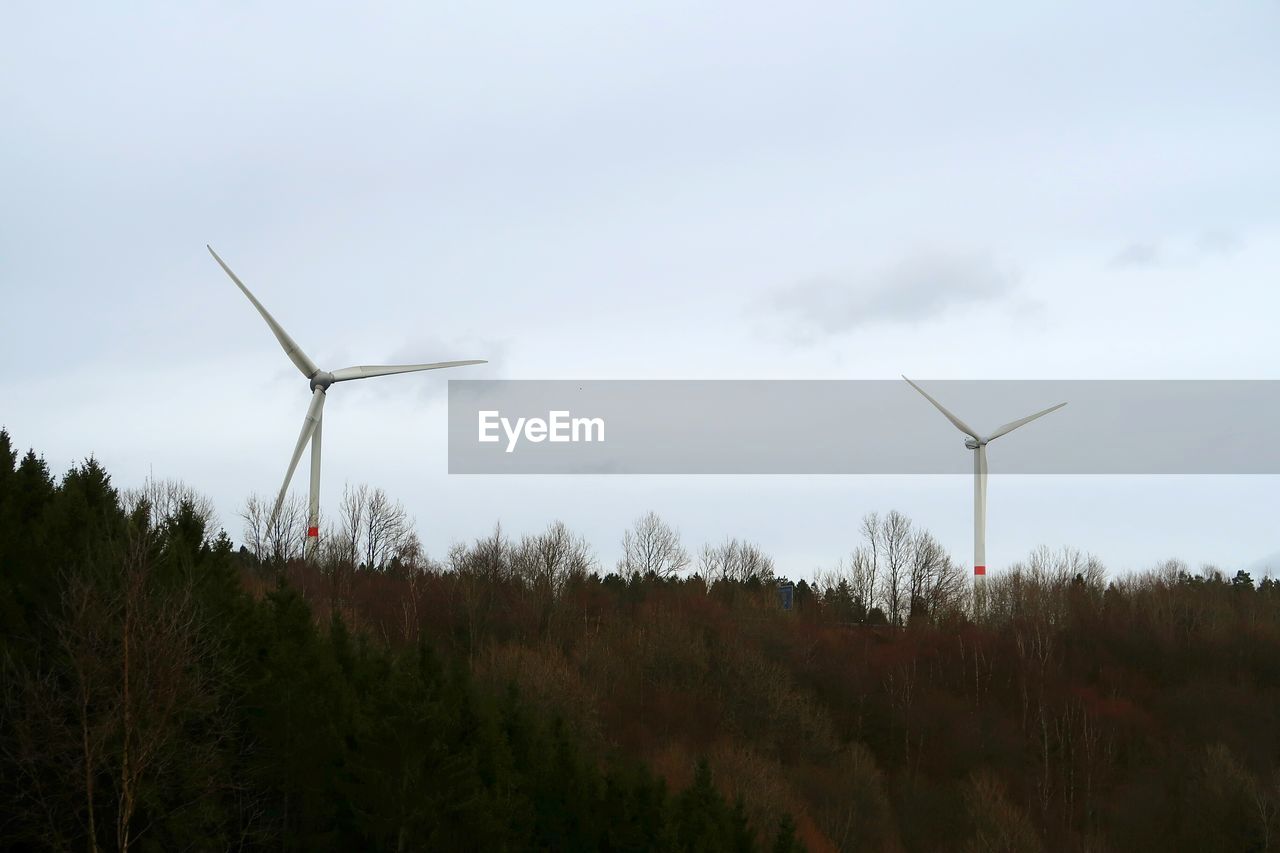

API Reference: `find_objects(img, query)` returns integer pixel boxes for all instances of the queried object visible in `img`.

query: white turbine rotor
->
[211,245,487,560]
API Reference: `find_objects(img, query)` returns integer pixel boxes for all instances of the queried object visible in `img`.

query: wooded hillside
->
[3,429,1278,852]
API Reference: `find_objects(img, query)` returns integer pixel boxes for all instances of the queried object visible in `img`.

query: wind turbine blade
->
[902,376,980,440]
[269,388,326,525]
[207,245,320,379]
[984,401,1067,443]
[330,360,487,382]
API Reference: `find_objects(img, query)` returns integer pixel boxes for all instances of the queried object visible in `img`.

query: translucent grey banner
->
[447,380,1280,474]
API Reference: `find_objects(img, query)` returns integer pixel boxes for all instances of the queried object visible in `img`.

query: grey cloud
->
[1109,232,1241,270]
[770,250,1016,338]
[1197,230,1241,256]
[1108,242,1162,269]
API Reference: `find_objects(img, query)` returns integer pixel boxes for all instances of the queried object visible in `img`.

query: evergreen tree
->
[771,814,804,853]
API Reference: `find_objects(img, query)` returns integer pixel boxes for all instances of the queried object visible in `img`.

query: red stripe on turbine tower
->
[974,565,986,576]
[307,526,319,538]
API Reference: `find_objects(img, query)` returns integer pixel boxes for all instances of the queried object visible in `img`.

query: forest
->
[3,427,1280,852]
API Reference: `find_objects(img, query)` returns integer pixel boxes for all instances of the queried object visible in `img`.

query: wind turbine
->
[209,245,485,560]
[902,377,1066,587]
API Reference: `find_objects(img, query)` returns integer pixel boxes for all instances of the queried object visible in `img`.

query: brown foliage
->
[260,534,1280,852]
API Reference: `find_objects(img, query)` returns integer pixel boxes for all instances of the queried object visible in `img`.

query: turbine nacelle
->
[964,438,984,450]
[309,371,335,392]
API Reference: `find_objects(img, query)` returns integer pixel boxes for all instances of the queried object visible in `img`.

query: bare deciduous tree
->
[847,512,884,613]
[513,521,596,597]
[337,484,368,568]
[121,477,219,536]
[449,524,511,659]
[830,511,965,624]
[878,510,914,625]
[618,511,690,578]
[908,529,966,620]
[984,545,1108,626]
[397,548,443,644]
[393,530,429,575]
[699,538,776,583]
[240,492,307,563]
[858,512,881,605]
[365,487,410,571]
[332,483,414,571]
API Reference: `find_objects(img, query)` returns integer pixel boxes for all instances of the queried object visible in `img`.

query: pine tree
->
[771,813,804,853]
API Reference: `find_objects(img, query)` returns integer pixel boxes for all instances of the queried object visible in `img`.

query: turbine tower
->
[209,245,485,560]
[902,377,1066,591]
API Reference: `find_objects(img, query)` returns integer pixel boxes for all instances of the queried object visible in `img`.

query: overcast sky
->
[3,1,1278,579]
